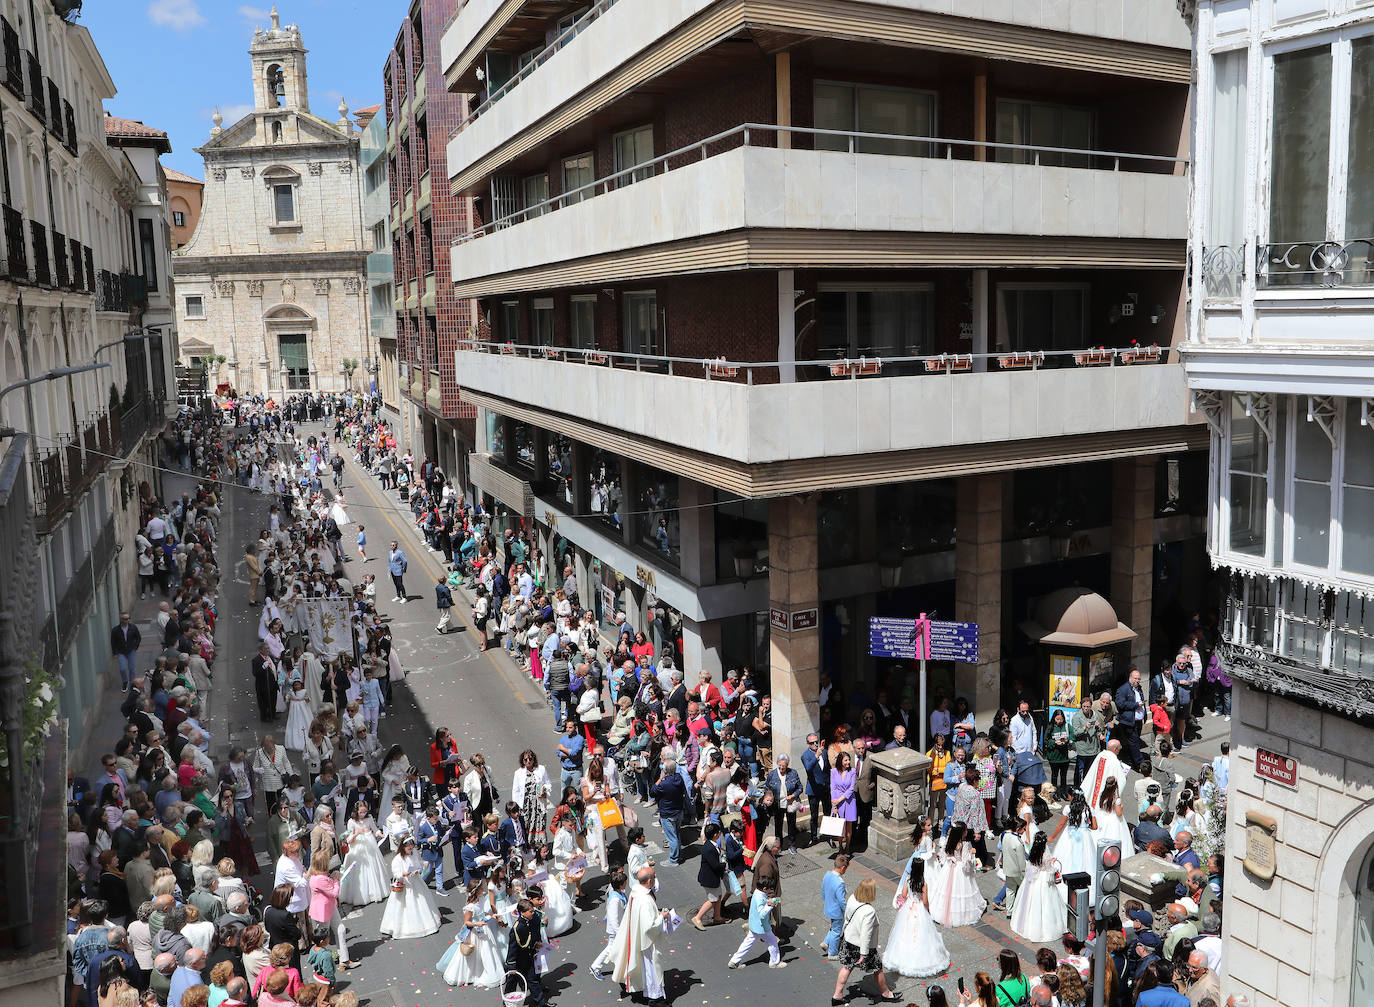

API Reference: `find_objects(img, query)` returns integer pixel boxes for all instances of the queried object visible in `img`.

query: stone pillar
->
[677,478,716,588]
[955,473,1005,718]
[682,616,723,680]
[867,747,932,859]
[768,494,820,766]
[1111,457,1156,672]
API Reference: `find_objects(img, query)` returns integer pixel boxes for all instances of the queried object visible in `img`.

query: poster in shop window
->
[1048,654,1082,730]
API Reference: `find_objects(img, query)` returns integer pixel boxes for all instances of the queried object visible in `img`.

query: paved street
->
[88,424,1232,1007]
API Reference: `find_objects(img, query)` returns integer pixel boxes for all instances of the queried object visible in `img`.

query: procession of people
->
[68,391,1235,1007]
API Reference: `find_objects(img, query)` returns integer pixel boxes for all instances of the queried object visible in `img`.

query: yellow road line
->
[340,447,529,706]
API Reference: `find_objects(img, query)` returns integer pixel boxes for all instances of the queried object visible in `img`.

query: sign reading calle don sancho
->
[1255,747,1298,789]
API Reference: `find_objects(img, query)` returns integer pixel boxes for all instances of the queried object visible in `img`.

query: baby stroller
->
[1011,751,1058,816]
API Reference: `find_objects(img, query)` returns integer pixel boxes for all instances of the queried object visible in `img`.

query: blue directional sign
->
[868,616,979,662]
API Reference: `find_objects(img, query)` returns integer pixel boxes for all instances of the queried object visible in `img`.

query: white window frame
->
[621,290,658,355]
[570,294,597,349]
[521,172,550,219]
[1282,401,1342,577]
[612,125,654,188]
[1219,392,1276,567]
[561,152,594,206]
[184,294,205,318]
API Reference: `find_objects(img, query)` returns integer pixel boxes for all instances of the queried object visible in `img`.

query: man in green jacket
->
[1069,697,1104,788]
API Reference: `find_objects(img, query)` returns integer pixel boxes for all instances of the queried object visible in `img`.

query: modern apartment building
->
[385,0,478,482]
[441,0,1206,761]
[1185,2,1374,1004]
[0,0,174,996]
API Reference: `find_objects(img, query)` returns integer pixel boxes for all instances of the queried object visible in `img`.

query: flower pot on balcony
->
[924,354,973,373]
[540,346,563,360]
[705,358,739,379]
[1120,345,1163,365]
[1074,348,1115,367]
[829,358,882,377]
[499,343,517,355]
[584,352,609,366]
[998,351,1044,370]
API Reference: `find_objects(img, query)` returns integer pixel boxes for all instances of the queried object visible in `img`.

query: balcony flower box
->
[583,352,609,366]
[829,358,882,377]
[539,346,563,360]
[924,354,973,373]
[498,342,517,355]
[998,351,1044,370]
[1074,347,1115,367]
[1120,344,1163,365]
[705,358,739,379]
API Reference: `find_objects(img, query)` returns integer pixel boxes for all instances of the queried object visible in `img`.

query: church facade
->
[172,7,367,398]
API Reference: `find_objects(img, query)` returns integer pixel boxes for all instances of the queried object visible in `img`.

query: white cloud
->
[146,0,206,31]
[237,5,271,20]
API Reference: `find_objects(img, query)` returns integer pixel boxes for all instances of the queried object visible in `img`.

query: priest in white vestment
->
[609,867,670,1003]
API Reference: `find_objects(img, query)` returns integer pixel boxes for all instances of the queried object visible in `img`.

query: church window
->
[184,295,204,318]
[274,183,295,223]
[272,121,282,142]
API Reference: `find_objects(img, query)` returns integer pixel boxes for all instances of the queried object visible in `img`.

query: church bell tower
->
[249,5,310,113]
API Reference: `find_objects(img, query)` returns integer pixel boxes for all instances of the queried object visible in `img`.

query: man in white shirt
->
[929,697,952,744]
[1010,701,1037,755]
[147,514,168,546]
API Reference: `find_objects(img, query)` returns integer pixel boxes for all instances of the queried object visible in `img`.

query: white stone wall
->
[1222,681,1374,1007]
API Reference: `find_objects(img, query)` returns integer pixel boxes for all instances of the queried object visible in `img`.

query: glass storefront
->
[632,463,680,567]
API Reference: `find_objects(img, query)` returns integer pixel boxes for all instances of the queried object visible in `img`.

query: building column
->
[768,495,820,764]
[1111,456,1156,672]
[778,270,796,383]
[971,269,989,372]
[682,616,723,680]
[677,478,716,587]
[955,473,1005,718]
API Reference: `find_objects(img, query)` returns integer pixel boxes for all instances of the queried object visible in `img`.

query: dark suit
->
[506,912,547,1007]
[665,684,689,724]
[111,623,142,655]
[1114,680,1147,769]
[697,839,726,889]
[855,753,877,850]
[251,654,277,722]
[460,840,487,884]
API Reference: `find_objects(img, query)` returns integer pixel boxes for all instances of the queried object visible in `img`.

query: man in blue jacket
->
[799,733,830,847]
[387,542,408,603]
[434,576,454,634]
[1114,667,1148,771]
[818,854,849,958]
[650,757,687,864]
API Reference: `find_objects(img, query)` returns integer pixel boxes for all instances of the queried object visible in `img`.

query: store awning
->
[1019,587,1137,648]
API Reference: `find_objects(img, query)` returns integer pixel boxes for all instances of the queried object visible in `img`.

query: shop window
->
[819,490,861,567]
[487,412,506,458]
[510,419,534,472]
[1228,396,1270,558]
[632,462,680,567]
[585,448,622,532]
[814,81,936,156]
[716,492,769,582]
[1013,462,1111,538]
[876,480,956,557]
[547,432,574,506]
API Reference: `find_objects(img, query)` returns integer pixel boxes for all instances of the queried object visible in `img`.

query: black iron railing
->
[0,18,21,99]
[45,77,60,138]
[119,401,149,456]
[122,271,147,308]
[25,51,41,119]
[31,448,66,534]
[51,228,68,288]
[96,268,127,311]
[83,245,94,293]
[29,220,48,286]
[68,236,81,290]
[63,99,75,155]
[2,205,24,279]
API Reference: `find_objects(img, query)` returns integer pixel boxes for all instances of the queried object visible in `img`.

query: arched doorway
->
[1356,844,1374,1007]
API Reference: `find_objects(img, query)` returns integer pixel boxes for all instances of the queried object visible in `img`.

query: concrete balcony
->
[449,134,1188,296]
[443,0,1190,184]
[455,345,1192,467]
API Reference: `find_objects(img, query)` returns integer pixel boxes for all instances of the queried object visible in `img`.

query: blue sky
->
[80,0,406,179]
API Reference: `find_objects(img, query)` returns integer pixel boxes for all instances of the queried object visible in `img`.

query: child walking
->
[357,525,368,561]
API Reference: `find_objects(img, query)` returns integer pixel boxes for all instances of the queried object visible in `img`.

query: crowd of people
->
[67,391,1239,1007]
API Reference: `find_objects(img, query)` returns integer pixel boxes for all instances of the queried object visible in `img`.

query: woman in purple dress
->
[830,751,857,856]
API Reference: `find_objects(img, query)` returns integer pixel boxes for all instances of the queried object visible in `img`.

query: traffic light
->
[1063,871,1092,941]
[1096,837,1122,918]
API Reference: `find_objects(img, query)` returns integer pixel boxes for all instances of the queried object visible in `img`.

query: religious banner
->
[302,598,352,660]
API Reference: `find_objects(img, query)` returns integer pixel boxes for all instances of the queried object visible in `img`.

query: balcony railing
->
[25,51,41,119]
[118,400,150,456]
[51,228,68,288]
[455,123,1189,244]
[3,204,25,279]
[29,219,49,286]
[1,17,21,99]
[31,448,66,533]
[123,271,147,308]
[45,77,60,139]
[96,268,127,311]
[68,236,81,290]
[1201,237,1374,292]
[452,0,623,135]
[455,340,1178,383]
[63,99,76,155]
[83,245,94,293]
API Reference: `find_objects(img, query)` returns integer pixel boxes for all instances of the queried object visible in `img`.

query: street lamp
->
[0,363,113,436]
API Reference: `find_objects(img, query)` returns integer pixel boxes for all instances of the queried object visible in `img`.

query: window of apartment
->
[425,314,438,373]
[371,221,389,251]
[138,217,158,292]
[421,218,434,275]
[522,173,550,219]
[1269,45,1331,285]
[491,175,520,227]
[813,81,936,156]
[1342,406,1374,576]
[612,125,654,188]
[561,153,594,206]
[1289,410,1334,568]
[570,295,596,349]
[1278,580,1326,666]
[184,295,204,318]
[499,300,520,343]
[531,298,554,345]
[1228,395,1270,558]
[621,291,657,355]
[817,284,933,361]
[273,183,296,223]
[370,282,393,315]
[996,284,1089,354]
[172,210,186,227]
[556,7,589,38]
[994,99,1093,167]
[366,158,387,195]
[279,333,310,389]
[1205,48,1248,298]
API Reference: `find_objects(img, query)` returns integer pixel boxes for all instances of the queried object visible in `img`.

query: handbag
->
[621,803,639,829]
[596,799,624,829]
[818,815,846,838]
